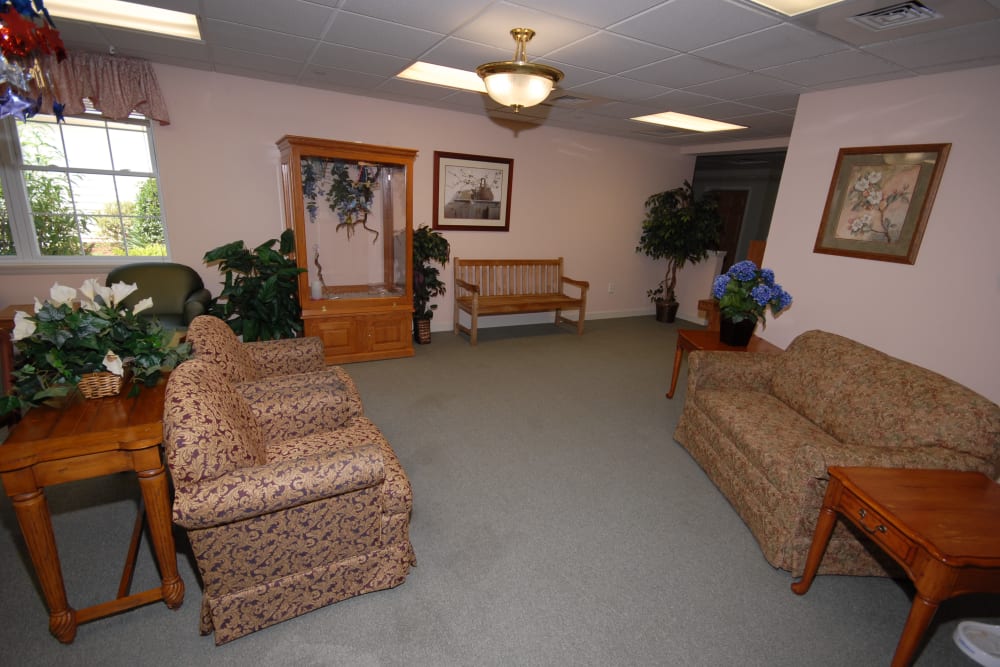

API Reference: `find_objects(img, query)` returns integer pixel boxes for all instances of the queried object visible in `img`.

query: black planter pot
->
[720,316,756,347]
[655,300,679,323]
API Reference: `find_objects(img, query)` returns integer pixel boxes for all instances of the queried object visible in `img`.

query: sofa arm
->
[687,350,778,393]
[182,288,212,325]
[245,337,325,376]
[173,442,384,529]
[794,441,996,480]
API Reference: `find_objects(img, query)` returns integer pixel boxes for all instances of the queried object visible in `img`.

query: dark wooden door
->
[714,189,749,272]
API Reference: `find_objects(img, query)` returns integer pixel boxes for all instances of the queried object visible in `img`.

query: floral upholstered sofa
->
[674,330,1000,577]
[164,341,415,643]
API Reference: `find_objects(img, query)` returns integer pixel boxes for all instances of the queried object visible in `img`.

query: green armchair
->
[106,262,212,330]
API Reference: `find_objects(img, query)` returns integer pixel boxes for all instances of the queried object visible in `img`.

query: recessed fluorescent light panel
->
[396,62,487,94]
[746,0,846,16]
[44,0,202,41]
[631,112,747,133]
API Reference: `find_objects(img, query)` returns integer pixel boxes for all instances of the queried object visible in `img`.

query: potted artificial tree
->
[412,225,450,344]
[635,181,719,323]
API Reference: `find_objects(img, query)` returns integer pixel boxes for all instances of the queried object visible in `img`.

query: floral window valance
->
[37,51,170,125]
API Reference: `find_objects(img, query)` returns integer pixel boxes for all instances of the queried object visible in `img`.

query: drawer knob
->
[858,508,888,534]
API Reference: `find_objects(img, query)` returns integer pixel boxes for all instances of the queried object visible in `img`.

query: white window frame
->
[0,111,170,272]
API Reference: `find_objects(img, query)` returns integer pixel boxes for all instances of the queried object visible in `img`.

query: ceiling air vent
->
[848,1,941,31]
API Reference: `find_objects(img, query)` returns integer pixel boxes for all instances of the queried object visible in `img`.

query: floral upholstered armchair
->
[163,357,416,644]
[185,314,363,433]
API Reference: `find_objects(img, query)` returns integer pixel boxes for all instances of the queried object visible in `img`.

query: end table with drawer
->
[791,466,1000,667]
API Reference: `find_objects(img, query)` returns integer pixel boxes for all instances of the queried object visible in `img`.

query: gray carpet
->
[0,316,993,666]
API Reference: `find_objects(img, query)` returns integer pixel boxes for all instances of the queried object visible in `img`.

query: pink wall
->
[0,65,695,329]
[761,64,1000,403]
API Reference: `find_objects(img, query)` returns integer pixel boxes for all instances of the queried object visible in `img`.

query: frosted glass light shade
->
[476,28,563,111]
[481,70,555,109]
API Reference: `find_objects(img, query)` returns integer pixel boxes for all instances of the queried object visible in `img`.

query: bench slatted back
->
[454,258,565,297]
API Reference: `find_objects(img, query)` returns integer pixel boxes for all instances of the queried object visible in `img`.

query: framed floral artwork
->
[432,151,513,231]
[814,143,950,264]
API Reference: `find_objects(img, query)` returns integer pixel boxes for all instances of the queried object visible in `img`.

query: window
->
[0,112,167,262]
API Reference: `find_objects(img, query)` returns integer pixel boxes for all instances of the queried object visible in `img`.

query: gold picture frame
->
[814,143,950,264]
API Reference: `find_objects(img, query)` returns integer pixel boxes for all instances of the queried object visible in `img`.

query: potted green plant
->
[203,229,305,341]
[635,181,720,323]
[412,225,450,344]
[0,279,189,416]
[711,260,793,346]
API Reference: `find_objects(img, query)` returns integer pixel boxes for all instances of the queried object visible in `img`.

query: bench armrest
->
[455,277,479,294]
[562,276,589,294]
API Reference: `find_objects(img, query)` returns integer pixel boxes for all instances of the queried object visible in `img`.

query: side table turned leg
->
[891,594,940,667]
[137,467,185,609]
[11,489,78,643]
[791,479,842,595]
[666,341,684,399]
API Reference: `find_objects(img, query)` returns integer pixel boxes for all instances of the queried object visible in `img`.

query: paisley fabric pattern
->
[674,330,1000,577]
[186,315,326,382]
[163,347,414,644]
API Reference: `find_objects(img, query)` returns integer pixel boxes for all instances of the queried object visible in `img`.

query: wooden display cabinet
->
[277,136,417,363]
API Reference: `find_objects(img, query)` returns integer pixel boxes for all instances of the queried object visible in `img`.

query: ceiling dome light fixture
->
[476,28,563,113]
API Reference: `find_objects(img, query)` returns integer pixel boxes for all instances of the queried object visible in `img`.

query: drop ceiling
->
[53,0,1000,145]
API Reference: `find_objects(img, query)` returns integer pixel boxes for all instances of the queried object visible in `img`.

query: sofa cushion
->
[164,359,265,485]
[771,330,1000,464]
[238,370,363,442]
[266,416,412,516]
[187,315,257,383]
[689,388,842,493]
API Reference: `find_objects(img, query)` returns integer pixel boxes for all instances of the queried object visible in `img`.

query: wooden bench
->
[453,258,589,345]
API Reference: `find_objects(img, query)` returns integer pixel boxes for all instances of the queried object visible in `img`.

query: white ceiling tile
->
[545,32,677,75]
[537,60,610,87]
[797,0,1000,47]
[212,47,303,77]
[374,78,466,101]
[510,0,666,28]
[685,73,803,99]
[761,49,906,86]
[202,19,318,61]
[453,2,596,53]
[567,75,670,101]
[295,67,385,91]
[324,13,444,59]
[420,38,510,70]
[736,92,802,112]
[132,0,199,13]
[645,89,724,112]
[808,70,918,90]
[610,0,778,52]
[310,44,410,77]
[625,54,742,89]
[203,0,335,39]
[686,100,766,120]
[340,0,492,33]
[693,24,848,70]
[864,19,1000,69]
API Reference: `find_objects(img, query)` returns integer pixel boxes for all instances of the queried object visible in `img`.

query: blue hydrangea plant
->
[711,260,793,326]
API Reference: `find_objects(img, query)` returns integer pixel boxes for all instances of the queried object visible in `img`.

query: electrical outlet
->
[607,282,615,294]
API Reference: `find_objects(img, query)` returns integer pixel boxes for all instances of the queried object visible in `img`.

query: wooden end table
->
[0,381,184,643]
[792,466,1000,667]
[665,328,782,399]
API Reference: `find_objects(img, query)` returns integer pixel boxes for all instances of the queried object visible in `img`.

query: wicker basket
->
[414,318,431,344]
[77,371,124,399]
